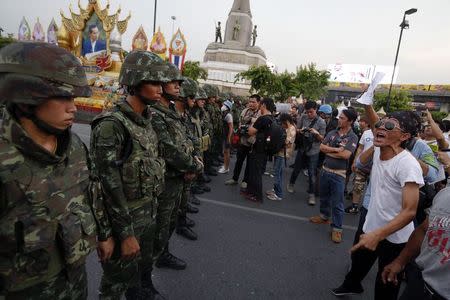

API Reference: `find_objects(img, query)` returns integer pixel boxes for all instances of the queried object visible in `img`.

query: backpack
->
[265,117,287,155]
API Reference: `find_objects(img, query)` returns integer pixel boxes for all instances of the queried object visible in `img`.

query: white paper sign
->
[356,72,386,105]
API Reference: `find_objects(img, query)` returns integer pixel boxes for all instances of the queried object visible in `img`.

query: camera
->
[239,124,250,136]
[330,136,343,148]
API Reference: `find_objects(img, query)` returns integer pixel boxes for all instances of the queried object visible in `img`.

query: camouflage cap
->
[0,42,91,105]
[160,62,184,83]
[119,50,166,86]
[203,84,219,98]
[195,87,208,100]
[180,77,198,98]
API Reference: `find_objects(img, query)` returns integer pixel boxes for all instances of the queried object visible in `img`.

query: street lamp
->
[153,0,158,34]
[171,16,177,37]
[386,8,418,112]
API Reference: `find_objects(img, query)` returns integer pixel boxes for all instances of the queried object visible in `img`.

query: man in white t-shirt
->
[346,116,373,214]
[333,111,424,299]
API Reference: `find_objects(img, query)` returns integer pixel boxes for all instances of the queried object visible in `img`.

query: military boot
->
[191,185,204,195]
[176,224,198,240]
[186,203,199,214]
[140,270,166,300]
[125,287,145,300]
[190,193,201,206]
[201,173,212,183]
[205,167,218,176]
[155,249,187,270]
[179,215,195,227]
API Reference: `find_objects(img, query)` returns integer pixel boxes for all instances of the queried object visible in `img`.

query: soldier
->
[203,84,222,176]
[90,50,166,299]
[151,63,202,270]
[0,42,105,299]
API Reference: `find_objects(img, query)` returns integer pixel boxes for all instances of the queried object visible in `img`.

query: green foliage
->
[431,111,448,122]
[373,89,413,113]
[235,63,329,102]
[182,61,208,82]
[0,36,16,49]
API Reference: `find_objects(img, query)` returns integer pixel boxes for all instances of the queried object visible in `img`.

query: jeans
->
[290,151,319,195]
[232,144,251,182]
[319,169,345,230]
[343,239,406,300]
[273,156,285,198]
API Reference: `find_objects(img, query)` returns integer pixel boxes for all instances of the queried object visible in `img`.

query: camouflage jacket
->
[0,110,99,292]
[205,102,222,137]
[150,103,201,178]
[91,101,165,241]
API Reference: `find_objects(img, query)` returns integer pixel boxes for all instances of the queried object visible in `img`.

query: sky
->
[1,0,449,84]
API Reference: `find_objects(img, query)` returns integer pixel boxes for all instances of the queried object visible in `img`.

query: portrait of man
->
[172,39,185,53]
[82,24,107,56]
[150,32,167,54]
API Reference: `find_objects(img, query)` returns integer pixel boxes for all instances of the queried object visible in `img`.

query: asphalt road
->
[73,123,376,300]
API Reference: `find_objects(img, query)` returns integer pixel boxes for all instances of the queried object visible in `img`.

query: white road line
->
[197,197,358,231]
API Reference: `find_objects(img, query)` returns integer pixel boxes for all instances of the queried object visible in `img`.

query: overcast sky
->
[1,0,449,83]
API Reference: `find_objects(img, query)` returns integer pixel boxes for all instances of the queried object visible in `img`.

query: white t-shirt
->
[359,129,374,152]
[363,148,424,244]
[224,113,233,124]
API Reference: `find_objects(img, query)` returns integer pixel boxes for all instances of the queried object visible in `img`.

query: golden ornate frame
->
[59,0,130,58]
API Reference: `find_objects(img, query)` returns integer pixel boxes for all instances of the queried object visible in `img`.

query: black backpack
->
[265,117,287,155]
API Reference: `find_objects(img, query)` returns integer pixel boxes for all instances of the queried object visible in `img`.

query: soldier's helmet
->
[203,84,219,98]
[195,87,208,100]
[180,77,198,99]
[0,42,92,105]
[119,50,166,87]
[160,62,184,83]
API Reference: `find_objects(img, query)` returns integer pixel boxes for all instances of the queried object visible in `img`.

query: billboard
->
[327,64,399,84]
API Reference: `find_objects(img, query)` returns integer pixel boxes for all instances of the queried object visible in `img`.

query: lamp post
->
[171,16,176,37]
[386,8,417,112]
[153,0,158,34]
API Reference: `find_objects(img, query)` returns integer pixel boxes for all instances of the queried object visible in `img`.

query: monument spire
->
[225,0,253,46]
[231,0,251,16]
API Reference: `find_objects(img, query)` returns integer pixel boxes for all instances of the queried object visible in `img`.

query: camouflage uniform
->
[90,51,166,299]
[0,42,102,299]
[203,84,222,172]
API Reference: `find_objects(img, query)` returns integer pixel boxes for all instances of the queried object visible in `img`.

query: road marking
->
[197,197,358,231]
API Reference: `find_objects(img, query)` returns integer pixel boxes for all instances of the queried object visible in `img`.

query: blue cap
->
[318,104,332,115]
[223,100,233,110]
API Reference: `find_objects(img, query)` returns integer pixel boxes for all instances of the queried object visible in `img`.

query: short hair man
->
[82,24,106,56]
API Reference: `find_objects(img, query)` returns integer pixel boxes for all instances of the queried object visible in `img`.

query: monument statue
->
[232,20,240,40]
[251,25,257,46]
[215,21,222,43]
[0,27,3,37]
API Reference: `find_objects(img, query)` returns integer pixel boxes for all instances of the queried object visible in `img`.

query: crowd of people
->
[221,86,450,299]
[0,41,449,300]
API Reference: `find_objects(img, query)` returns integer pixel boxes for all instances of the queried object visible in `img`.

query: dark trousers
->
[232,144,251,182]
[247,151,266,201]
[290,150,320,195]
[344,236,406,300]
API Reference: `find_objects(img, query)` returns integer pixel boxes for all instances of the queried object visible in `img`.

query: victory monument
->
[201,0,267,96]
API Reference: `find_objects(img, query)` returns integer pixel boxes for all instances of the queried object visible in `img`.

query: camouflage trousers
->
[100,221,156,300]
[178,182,192,218]
[5,265,87,300]
[352,169,369,196]
[153,176,184,260]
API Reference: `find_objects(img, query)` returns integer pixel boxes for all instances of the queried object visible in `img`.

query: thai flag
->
[169,51,186,71]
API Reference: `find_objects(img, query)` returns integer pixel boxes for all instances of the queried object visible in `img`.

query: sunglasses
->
[374,118,404,132]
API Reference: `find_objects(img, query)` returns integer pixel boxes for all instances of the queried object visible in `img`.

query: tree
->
[235,65,278,97]
[0,35,16,49]
[293,63,330,100]
[182,61,208,82]
[373,90,413,113]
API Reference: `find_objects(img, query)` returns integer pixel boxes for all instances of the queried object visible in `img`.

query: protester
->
[421,110,449,151]
[218,100,234,174]
[267,113,296,201]
[332,110,426,299]
[345,115,373,214]
[382,187,450,300]
[287,100,326,205]
[245,98,276,202]
[225,94,261,187]
[310,109,358,243]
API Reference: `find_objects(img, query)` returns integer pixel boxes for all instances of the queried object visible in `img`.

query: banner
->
[169,28,187,70]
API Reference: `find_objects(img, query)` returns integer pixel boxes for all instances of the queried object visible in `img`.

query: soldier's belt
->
[201,135,211,152]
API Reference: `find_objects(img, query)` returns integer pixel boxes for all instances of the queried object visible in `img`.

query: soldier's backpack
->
[265,117,287,155]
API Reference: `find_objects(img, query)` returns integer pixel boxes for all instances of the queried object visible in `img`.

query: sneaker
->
[267,193,282,201]
[303,169,308,176]
[240,181,247,189]
[225,178,238,185]
[308,194,316,206]
[287,183,294,193]
[331,283,364,296]
[263,171,270,176]
[309,215,331,224]
[266,189,275,196]
[345,204,360,214]
[331,230,342,243]
[218,166,229,174]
